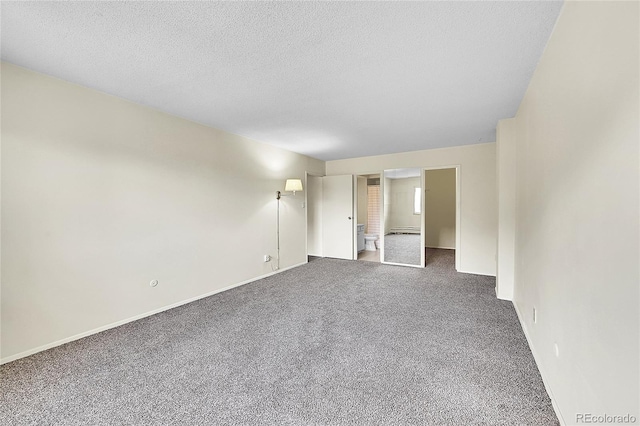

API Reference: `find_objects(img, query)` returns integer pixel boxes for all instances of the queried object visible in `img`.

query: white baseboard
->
[426,245,456,250]
[383,261,423,269]
[513,302,566,426]
[0,262,306,365]
[496,288,513,302]
[456,268,496,277]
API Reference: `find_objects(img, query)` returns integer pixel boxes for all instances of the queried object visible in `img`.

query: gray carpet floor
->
[384,234,422,265]
[0,249,558,425]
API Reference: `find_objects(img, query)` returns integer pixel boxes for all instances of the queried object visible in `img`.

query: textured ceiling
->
[1,1,563,161]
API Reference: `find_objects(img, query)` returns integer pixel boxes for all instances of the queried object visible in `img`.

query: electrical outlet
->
[264,255,271,262]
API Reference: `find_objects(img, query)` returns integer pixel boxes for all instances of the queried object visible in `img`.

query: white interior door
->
[322,175,354,260]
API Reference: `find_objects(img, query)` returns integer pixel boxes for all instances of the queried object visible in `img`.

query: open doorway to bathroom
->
[356,174,381,262]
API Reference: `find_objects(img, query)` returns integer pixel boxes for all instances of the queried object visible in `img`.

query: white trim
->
[0,262,306,365]
[496,293,511,302]
[352,174,357,260]
[305,171,310,259]
[420,170,426,268]
[513,302,566,426]
[426,245,456,250]
[384,261,423,269]
[456,269,496,277]
[380,173,386,264]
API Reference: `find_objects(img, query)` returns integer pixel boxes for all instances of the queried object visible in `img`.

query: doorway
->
[423,166,459,270]
[355,174,381,263]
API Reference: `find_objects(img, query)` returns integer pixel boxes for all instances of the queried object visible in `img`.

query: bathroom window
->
[413,187,421,215]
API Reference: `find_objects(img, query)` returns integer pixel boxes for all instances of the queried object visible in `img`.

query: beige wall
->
[496,118,516,300]
[0,63,325,361]
[424,168,456,249]
[388,177,421,230]
[306,175,323,257]
[327,143,497,275]
[511,1,639,423]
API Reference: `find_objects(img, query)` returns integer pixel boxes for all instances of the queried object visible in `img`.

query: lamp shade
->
[284,179,303,192]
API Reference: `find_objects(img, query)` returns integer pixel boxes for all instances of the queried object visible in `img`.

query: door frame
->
[351,175,357,260]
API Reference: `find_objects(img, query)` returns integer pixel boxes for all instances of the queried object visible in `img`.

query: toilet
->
[364,234,378,251]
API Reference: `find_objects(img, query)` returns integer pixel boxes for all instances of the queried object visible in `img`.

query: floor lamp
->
[276,178,303,270]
